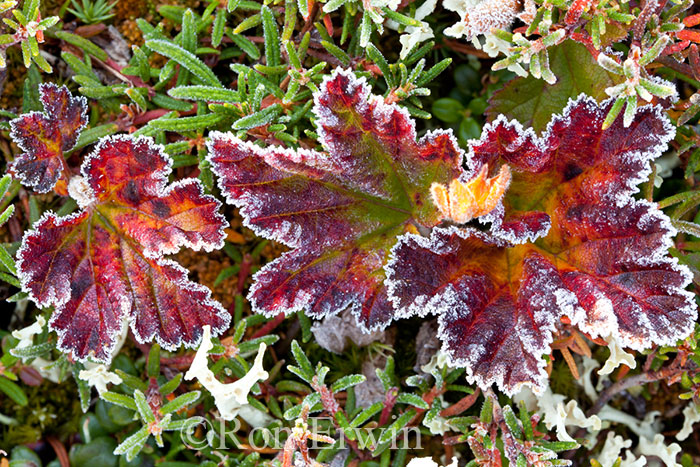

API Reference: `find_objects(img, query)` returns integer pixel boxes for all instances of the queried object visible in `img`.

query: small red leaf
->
[9,83,88,193]
[208,69,464,330]
[19,366,43,386]
[18,135,230,362]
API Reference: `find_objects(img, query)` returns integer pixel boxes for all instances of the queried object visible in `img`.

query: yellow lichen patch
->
[430,164,511,224]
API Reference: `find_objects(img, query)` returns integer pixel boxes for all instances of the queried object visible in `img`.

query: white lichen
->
[79,364,123,395]
[185,325,270,425]
[31,357,62,383]
[420,350,452,376]
[11,315,46,349]
[513,387,601,443]
[677,402,700,441]
[423,396,451,435]
[595,432,647,467]
[598,334,636,376]
[654,153,681,188]
[597,406,659,441]
[637,434,682,467]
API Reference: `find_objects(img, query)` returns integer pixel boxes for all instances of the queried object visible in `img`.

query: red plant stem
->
[237,253,252,294]
[132,109,176,126]
[46,436,69,467]
[312,380,368,461]
[160,355,194,371]
[440,388,481,417]
[251,312,286,339]
[689,45,700,80]
[657,56,696,81]
[87,51,157,97]
[440,39,491,58]
[378,388,399,426]
[587,361,684,416]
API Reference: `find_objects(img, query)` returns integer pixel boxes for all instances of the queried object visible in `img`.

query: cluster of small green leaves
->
[0,313,75,427]
[311,0,429,51]
[3,0,700,464]
[450,395,577,467]
[488,0,700,127]
[0,332,40,410]
[527,0,636,50]
[492,28,566,85]
[491,0,636,81]
[66,0,116,25]
[283,341,427,460]
[0,0,58,71]
[279,339,581,466]
[98,345,203,462]
[596,38,676,129]
[0,170,60,410]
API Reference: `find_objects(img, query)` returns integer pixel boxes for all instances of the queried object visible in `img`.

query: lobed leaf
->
[9,83,88,193]
[208,68,464,330]
[386,96,697,394]
[486,40,619,133]
[17,133,230,363]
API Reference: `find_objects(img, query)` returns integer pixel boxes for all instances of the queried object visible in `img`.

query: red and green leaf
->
[386,96,696,394]
[17,135,230,362]
[9,83,88,193]
[207,69,464,330]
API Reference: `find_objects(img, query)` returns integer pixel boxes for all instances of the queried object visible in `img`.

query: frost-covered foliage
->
[443,0,536,40]
[209,67,696,396]
[208,68,464,330]
[9,83,87,193]
[12,120,230,362]
[0,0,59,70]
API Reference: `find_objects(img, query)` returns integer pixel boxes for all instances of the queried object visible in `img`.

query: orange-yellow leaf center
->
[430,164,511,224]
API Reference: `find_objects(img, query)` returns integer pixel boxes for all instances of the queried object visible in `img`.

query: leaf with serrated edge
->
[207,68,463,330]
[17,134,230,363]
[9,83,88,193]
[386,96,697,395]
[486,40,620,133]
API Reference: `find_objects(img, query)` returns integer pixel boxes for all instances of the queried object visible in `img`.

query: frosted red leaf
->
[207,68,464,330]
[17,135,230,362]
[386,96,696,394]
[9,83,88,193]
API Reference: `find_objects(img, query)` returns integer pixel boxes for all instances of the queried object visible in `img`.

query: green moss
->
[1,376,83,447]
[549,359,580,401]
